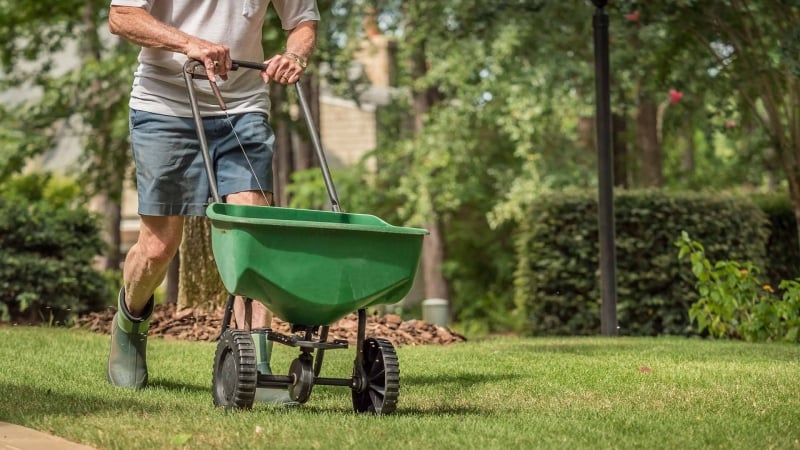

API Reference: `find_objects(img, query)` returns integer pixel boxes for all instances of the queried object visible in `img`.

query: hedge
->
[514,190,770,336]
[0,197,109,323]
[752,193,800,286]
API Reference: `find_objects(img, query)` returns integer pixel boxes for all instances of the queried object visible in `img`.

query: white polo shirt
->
[109,0,319,117]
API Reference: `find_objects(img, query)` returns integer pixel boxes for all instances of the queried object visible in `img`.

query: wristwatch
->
[283,51,308,69]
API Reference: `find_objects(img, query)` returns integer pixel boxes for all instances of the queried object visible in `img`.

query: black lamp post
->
[592,0,618,336]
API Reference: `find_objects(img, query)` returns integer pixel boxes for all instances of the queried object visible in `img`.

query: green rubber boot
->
[252,332,297,405]
[106,288,153,389]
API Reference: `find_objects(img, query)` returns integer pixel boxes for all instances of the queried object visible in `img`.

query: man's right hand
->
[109,6,231,82]
[185,40,232,82]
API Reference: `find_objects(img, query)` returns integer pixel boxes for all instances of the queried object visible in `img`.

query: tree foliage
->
[3,0,800,331]
[323,0,800,330]
[0,1,135,200]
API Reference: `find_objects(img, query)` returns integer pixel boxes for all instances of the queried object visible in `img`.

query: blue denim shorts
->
[130,109,274,216]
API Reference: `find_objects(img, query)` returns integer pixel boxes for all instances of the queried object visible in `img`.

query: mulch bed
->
[74,304,466,347]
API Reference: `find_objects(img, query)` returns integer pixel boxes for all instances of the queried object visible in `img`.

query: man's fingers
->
[188,42,231,82]
[204,59,216,82]
[262,54,304,84]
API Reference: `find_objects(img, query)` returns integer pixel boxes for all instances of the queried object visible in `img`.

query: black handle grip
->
[231,59,268,71]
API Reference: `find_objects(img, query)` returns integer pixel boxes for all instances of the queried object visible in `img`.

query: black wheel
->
[352,338,399,414]
[288,353,314,404]
[212,329,257,409]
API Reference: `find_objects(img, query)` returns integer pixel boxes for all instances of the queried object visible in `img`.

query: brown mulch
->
[74,304,466,347]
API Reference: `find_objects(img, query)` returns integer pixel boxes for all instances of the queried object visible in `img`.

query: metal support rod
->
[313,376,354,387]
[256,374,353,388]
[354,309,367,368]
[593,2,619,336]
[184,58,342,212]
[294,82,341,212]
[215,294,236,341]
[183,60,222,203]
[313,326,329,377]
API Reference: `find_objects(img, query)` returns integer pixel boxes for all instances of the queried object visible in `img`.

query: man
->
[105,0,319,404]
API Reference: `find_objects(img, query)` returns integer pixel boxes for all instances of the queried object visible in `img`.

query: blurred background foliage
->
[1,1,799,337]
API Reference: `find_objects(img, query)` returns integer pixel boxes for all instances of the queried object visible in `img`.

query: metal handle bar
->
[231,60,267,71]
[182,58,341,212]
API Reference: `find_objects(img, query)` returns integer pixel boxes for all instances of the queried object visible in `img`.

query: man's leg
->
[124,215,184,314]
[107,215,184,389]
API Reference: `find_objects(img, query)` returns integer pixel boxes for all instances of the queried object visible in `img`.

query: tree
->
[348,1,558,324]
[3,0,794,331]
[657,1,800,241]
[0,0,136,272]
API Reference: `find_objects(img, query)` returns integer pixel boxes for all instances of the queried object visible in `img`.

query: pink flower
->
[625,10,640,22]
[669,89,683,104]
[726,120,737,128]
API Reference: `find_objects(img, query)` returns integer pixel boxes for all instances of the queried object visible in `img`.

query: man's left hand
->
[262,52,307,85]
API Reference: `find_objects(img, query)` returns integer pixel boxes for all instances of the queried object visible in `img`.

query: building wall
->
[319,95,377,169]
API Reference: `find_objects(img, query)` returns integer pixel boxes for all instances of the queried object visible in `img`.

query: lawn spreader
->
[183,59,427,414]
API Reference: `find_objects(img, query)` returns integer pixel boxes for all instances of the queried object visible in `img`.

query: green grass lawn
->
[1,326,798,450]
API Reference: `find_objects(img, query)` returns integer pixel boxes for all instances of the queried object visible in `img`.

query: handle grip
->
[231,59,268,71]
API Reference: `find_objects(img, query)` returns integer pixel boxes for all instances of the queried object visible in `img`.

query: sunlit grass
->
[1,327,798,449]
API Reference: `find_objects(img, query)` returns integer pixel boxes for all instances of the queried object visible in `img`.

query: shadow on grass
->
[148,378,210,395]
[296,404,490,417]
[0,382,161,421]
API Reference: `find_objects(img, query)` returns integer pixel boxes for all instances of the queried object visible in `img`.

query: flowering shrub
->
[677,231,800,342]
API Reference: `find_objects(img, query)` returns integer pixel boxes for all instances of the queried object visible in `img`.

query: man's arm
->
[108,6,231,81]
[262,20,318,85]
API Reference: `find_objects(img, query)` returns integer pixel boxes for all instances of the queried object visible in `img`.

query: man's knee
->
[226,190,273,206]
[137,216,182,265]
[139,237,178,266]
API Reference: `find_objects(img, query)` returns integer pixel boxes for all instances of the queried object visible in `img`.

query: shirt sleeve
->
[109,0,150,8]
[271,0,320,30]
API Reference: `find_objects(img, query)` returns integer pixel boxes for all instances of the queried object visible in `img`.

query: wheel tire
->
[212,329,257,409]
[352,338,399,415]
[288,353,314,404]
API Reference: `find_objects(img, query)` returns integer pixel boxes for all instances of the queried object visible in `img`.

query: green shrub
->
[0,195,109,323]
[751,193,800,285]
[514,190,769,336]
[677,231,800,342]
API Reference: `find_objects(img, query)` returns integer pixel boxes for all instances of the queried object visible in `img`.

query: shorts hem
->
[137,203,208,217]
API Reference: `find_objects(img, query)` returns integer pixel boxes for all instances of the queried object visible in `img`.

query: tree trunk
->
[89,195,122,271]
[636,100,663,187]
[785,168,800,248]
[680,128,695,174]
[577,115,594,153]
[777,139,800,246]
[612,112,628,188]
[164,252,180,305]
[409,31,450,305]
[422,219,449,300]
[178,216,226,309]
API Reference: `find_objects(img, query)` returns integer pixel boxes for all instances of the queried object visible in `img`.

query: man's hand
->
[185,40,232,82]
[261,52,307,85]
[108,6,231,82]
[262,20,316,85]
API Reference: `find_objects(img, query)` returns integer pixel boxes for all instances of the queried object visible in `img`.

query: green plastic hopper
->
[206,203,428,325]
